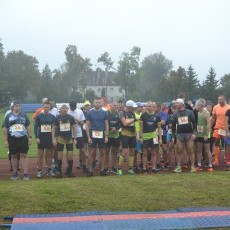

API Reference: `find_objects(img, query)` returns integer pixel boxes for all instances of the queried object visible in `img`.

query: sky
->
[1,0,230,80]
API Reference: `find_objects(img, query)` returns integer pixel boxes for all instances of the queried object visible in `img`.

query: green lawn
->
[0,172,229,220]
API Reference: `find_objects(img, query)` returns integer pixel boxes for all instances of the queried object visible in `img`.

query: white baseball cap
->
[126,100,137,108]
[176,98,185,105]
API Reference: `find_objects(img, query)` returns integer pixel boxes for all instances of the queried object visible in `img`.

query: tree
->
[97,52,114,98]
[63,45,92,100]
[200,67,219,102]
[140,52,173,100]
[0,39,9,106]
[38,64,52,100]
[156,66,187,101]
[185,65,199,99]
[219,73,230,100]
[115,46,141,99]
[4,50,41,100]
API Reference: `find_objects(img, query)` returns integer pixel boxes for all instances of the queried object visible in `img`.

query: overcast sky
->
[1,0,230,80]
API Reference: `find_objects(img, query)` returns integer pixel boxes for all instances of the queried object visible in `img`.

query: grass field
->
[0,172,229,221]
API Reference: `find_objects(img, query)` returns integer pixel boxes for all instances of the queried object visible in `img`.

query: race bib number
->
[11,124,24,132]
[197,125,204,133]
[153,137,159,144]
[41,124,51,133]
[178,116,189,125]
[83,123,86,130]
[60,123,70,132]
[92,130,103,138]
[168,129,172,135]
[126,118,134,126]
[218,129,226,136]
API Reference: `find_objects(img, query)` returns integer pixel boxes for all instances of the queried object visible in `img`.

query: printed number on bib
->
[197,125,204,133]
[92,130,103,138]
[178,116,189,125]
[41,125,51,133]
[218,129,226,136]
[126,118,134,126]
[60,123,70,132]
[153,137,159,144]
[11,124,24,132]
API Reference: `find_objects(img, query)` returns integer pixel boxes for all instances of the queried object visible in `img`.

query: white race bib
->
[60,123,70,132]
[11,124,24,132]
[153,137,159,144]
[168,129,172,135]
[92,130,103,138]
[41,124,51,133]
[83,123,86,130]
[178,116,189,125]
[197,125,204,133]
[218,129,226,136]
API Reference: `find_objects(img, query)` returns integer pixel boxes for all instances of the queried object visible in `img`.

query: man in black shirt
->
[172,98,197,173]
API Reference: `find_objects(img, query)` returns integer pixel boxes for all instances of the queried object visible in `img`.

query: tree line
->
[0,39,229,107]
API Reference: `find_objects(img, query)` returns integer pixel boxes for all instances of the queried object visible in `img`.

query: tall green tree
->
[140,52,173,100]
[0,40,10,106]
[38,64,52,100]
[4,50,41,100]
[115,46,141,99]
[185,65,199,99]
[63,45,92,100]
[200,67,219,102]
[156,66,187,101]
[219,73,230,100]
[97,52,114,98]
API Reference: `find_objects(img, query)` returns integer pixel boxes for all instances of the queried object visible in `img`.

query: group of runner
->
[2,94,230,180]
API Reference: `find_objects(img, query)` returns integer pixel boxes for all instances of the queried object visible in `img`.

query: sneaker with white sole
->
[36,171,42,178]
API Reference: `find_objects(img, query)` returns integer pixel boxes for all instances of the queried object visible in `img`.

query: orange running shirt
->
[32,107,44,119]
[212,104,230,130]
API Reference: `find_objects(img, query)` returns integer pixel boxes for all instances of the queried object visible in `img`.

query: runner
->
[224,107,230,170]
[85,97,109,176]
[34,101,56,178]
[139,101,162,174]
[211,95,230,165]
[52,104,77,178]
[105,102,121,173]
[3,100,32,180]
[82,100,91,164]
[68,101,87,172]
[172,98,197,173]
[194,99,213,172]
[156,103,169,170]
[134,102,143,173]
[117,100,137,175]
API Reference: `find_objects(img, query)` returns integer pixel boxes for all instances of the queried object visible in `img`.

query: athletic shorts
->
[8,136,29,155]
[57,143,73,151]
[106,137,120,148]
[76,137,84,149]
[176,133,193,142]
[37,135,53,150]
[121,135,136,149]
[195,137,210,144]
[89,130,106,148]
[142,139,158,149]
[212,129,225,139]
